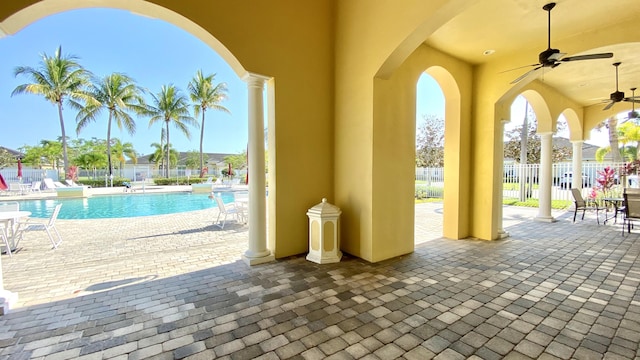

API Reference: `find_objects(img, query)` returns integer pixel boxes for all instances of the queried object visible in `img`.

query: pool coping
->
[0,184,250,201]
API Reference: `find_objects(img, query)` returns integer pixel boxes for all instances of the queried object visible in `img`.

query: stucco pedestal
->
[191,183,213,193]
[56,186,90,198]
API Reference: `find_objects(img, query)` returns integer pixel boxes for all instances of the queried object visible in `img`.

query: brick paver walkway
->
[1,200,638,359]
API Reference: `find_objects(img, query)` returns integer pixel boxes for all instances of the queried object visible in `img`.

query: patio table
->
[603,197,624,225]
[0,210,31,254]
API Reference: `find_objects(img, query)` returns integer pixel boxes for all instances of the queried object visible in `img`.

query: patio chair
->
[213,193,245,229]
[30,181,42,193]
[18,204,63,249]
[622,192,640,235]
[570,188,600,224]
[8,182,23,195]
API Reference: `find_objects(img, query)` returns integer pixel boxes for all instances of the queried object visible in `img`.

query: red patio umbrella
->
[17,158,22,180]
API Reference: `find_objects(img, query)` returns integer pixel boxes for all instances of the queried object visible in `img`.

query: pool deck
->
[1,190,639,359]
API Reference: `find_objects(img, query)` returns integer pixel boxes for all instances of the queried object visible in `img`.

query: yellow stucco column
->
[571,141,584,189]
[242,74,274,266]
[536,132,556,222]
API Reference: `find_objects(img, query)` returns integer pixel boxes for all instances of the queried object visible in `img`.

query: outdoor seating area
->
[0,202,62,257]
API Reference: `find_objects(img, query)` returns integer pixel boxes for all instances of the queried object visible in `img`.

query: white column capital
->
[243,72,270,87]
[570,140,584,145]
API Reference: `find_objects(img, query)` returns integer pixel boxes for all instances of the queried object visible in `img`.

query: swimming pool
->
[14,192,237,219]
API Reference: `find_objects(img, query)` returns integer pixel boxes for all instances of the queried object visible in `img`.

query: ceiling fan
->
[602,62,640,111]
[510,2,613,84]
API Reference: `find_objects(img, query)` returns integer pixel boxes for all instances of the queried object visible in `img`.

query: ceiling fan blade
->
[511,66,542,84]
[624,98,640,104]
[603,101,616,111]
[499,63,541,74]
[561,52,614,62]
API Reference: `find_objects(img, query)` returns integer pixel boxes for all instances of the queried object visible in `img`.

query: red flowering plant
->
[620,160,640,178]
[66,165,79,182]
[595,166,620,199]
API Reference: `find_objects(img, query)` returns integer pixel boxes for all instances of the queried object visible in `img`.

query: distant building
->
[0,146,23,158]
[504,137,600,164]
[128,151,240,177]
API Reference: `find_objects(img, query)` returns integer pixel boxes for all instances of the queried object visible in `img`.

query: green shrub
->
[415,185,444,199]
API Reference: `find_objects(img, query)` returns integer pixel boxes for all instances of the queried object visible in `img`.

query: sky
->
[0,8,249,156]
[0,7,610,160]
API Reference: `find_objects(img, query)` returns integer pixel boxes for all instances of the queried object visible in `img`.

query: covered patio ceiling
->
[426,0,640,112]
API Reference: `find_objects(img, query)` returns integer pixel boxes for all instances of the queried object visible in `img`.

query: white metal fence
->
[416,162,628,201]
[0,165,248,187]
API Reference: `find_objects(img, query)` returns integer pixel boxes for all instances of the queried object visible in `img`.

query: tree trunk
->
[199,109,206,176]
[57,101,69,178]
[608,117,623,162]
[165,121,170,178]
[107,112,113,177]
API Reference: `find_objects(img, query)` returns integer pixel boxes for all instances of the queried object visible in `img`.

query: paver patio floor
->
[1,199,638,359]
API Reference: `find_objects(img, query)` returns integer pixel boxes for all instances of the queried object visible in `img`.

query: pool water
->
[15,192,237,219]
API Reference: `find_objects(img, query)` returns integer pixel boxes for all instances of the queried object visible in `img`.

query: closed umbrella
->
[17,158,22,181]
[228,163,233,177]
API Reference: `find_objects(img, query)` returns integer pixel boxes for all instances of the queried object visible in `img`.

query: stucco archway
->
[0,0,278,310]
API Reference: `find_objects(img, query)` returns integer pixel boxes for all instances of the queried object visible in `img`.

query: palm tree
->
[149,142,178,172]
[188,70,230,176]
[110,138,138,177]
[75,152,107,179]
[12,46,93,176]
[76,73,145,177]
[143,84,197,177]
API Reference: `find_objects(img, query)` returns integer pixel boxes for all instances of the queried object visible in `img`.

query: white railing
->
[416,162,629,201]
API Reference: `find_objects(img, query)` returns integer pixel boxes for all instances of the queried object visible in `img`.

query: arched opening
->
[415,72,445,243]
[0,2,275,310]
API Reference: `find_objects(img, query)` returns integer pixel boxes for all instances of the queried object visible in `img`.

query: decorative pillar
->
[306,199,342,264]
[536,132,556,222]
[242,73,274,265]
[571,141,584,189]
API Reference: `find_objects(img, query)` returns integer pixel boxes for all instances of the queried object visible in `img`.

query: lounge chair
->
[570,188,600,224]
[65,179,90,187]
[42,178,65,191]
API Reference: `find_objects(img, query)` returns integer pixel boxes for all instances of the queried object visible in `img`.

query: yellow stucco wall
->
[333,1,469,261]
